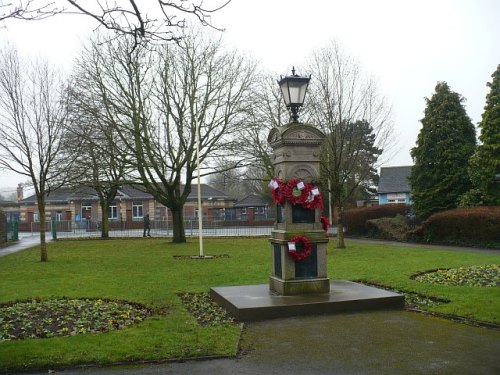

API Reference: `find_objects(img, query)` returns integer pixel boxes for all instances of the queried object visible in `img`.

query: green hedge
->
[408,206,500,248]
[344,204,409,236]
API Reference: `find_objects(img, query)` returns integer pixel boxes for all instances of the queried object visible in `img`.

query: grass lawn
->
[0,238,499,372]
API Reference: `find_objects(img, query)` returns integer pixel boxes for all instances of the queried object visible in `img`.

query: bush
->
[344,204,409,236]
[366,215,411,241]
[408,206,500,248]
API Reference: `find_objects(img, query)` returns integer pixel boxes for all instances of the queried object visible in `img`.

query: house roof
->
[377,166,412,194]
[186,184,232,201]
[19,183,231,204]
[234,194,267,208]
[0,200,19,208]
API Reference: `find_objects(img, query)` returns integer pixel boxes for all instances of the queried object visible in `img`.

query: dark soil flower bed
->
[0,298,151,341]
[178,292,235,326]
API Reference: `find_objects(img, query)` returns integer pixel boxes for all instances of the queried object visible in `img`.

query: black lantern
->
[278,67,311,123]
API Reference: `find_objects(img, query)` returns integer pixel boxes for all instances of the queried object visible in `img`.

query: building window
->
[132,202,143,219]
[56,211,63,221]
[82,204,92,220]
[33,212,39,222]
[194,208,199,219]
[241,208,247,215]
[388,199,406,204]
[108,205,118,220]
[387,193,406,204]
[255,207,265,215]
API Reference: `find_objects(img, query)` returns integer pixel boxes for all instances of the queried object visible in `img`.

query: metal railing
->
[20,219,274,239]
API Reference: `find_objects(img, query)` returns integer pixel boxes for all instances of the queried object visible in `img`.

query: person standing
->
[143,214,151,237]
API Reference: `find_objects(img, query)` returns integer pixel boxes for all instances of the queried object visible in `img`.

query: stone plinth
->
[210,280,405,321]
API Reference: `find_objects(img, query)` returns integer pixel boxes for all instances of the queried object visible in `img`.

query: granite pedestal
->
[210,280,404,321]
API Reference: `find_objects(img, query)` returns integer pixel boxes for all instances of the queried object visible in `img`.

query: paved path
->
[23,311,500,375]
[345,237,499,255]
[0,233,50,257]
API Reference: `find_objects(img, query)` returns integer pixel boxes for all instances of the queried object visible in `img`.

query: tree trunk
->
[100,201,110,238]
[336,203,346,249]
[171,207,186,243]
[38,201,48,262]
[101,212,110,238]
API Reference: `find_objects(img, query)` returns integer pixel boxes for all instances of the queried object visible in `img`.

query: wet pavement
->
[22,310,500,375]
[0,233,48,257]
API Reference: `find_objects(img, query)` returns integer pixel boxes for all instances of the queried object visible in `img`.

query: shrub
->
[408,206,500,248]
[366,215,411,241]
[344,204,409,236]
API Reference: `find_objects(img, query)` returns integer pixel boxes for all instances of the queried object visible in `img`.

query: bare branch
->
[0,1,61,22]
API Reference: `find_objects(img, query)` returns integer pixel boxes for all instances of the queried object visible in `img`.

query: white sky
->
[0,0,499,193]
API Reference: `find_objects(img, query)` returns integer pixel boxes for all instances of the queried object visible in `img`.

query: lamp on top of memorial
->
[278,67,311,123]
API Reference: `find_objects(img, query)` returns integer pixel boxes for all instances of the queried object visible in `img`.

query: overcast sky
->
[0,0,499,194]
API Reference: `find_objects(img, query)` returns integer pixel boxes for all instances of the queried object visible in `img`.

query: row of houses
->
[0,166,413,227]
[0,184,274,228]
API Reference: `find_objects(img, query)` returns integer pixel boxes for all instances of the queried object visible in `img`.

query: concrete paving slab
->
[211,280,404,321]
[23,310,500,375]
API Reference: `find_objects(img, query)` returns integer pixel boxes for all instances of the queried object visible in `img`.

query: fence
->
[19,219,274,239]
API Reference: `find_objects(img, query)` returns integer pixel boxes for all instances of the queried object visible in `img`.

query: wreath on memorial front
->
[287,235,313,262]
[284,179,323,210]
[268,177,323,210]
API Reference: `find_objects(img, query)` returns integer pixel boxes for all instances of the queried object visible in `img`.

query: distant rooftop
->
[20,183,232,204]
[377,166,412,194]
[234,194,268,208]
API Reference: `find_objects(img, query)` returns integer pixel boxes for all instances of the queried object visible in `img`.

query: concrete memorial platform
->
[211,280,404,321]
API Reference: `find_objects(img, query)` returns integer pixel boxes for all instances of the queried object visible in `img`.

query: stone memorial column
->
[268,123,329,296]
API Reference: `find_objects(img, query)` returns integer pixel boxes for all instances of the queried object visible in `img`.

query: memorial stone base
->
[270,276,330,295]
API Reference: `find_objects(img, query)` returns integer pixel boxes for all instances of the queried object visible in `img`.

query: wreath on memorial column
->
[268,177,286,205]
[287,235,313,262]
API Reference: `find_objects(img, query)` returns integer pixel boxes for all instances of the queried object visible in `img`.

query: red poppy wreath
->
[284,179,323,210]
[268,177,285,205]
[287,235,313,262]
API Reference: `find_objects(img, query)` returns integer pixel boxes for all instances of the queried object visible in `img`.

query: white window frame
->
[108,205,118,220]
[241,208,247,215]
[132,201,143,219]
[56,211,63,221]
[81,204,92,220]
[256,207,265,215]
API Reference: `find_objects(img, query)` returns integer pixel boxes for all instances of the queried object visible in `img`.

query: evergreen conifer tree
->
[410,82,476,217]
[460,65,500,206]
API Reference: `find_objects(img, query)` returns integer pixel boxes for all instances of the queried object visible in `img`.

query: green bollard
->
[52,219,57,240]
[12,221,19,241]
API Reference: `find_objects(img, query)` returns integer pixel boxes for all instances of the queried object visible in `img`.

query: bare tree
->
[236,75,290,182]
[64,82,130,238]
[0,0,59,22]
[1,0,230,45]
[0,46,73,261]
[307,41,394,248]
[72,29,256,242]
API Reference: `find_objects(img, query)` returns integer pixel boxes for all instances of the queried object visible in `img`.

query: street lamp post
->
[277,67,311,123]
